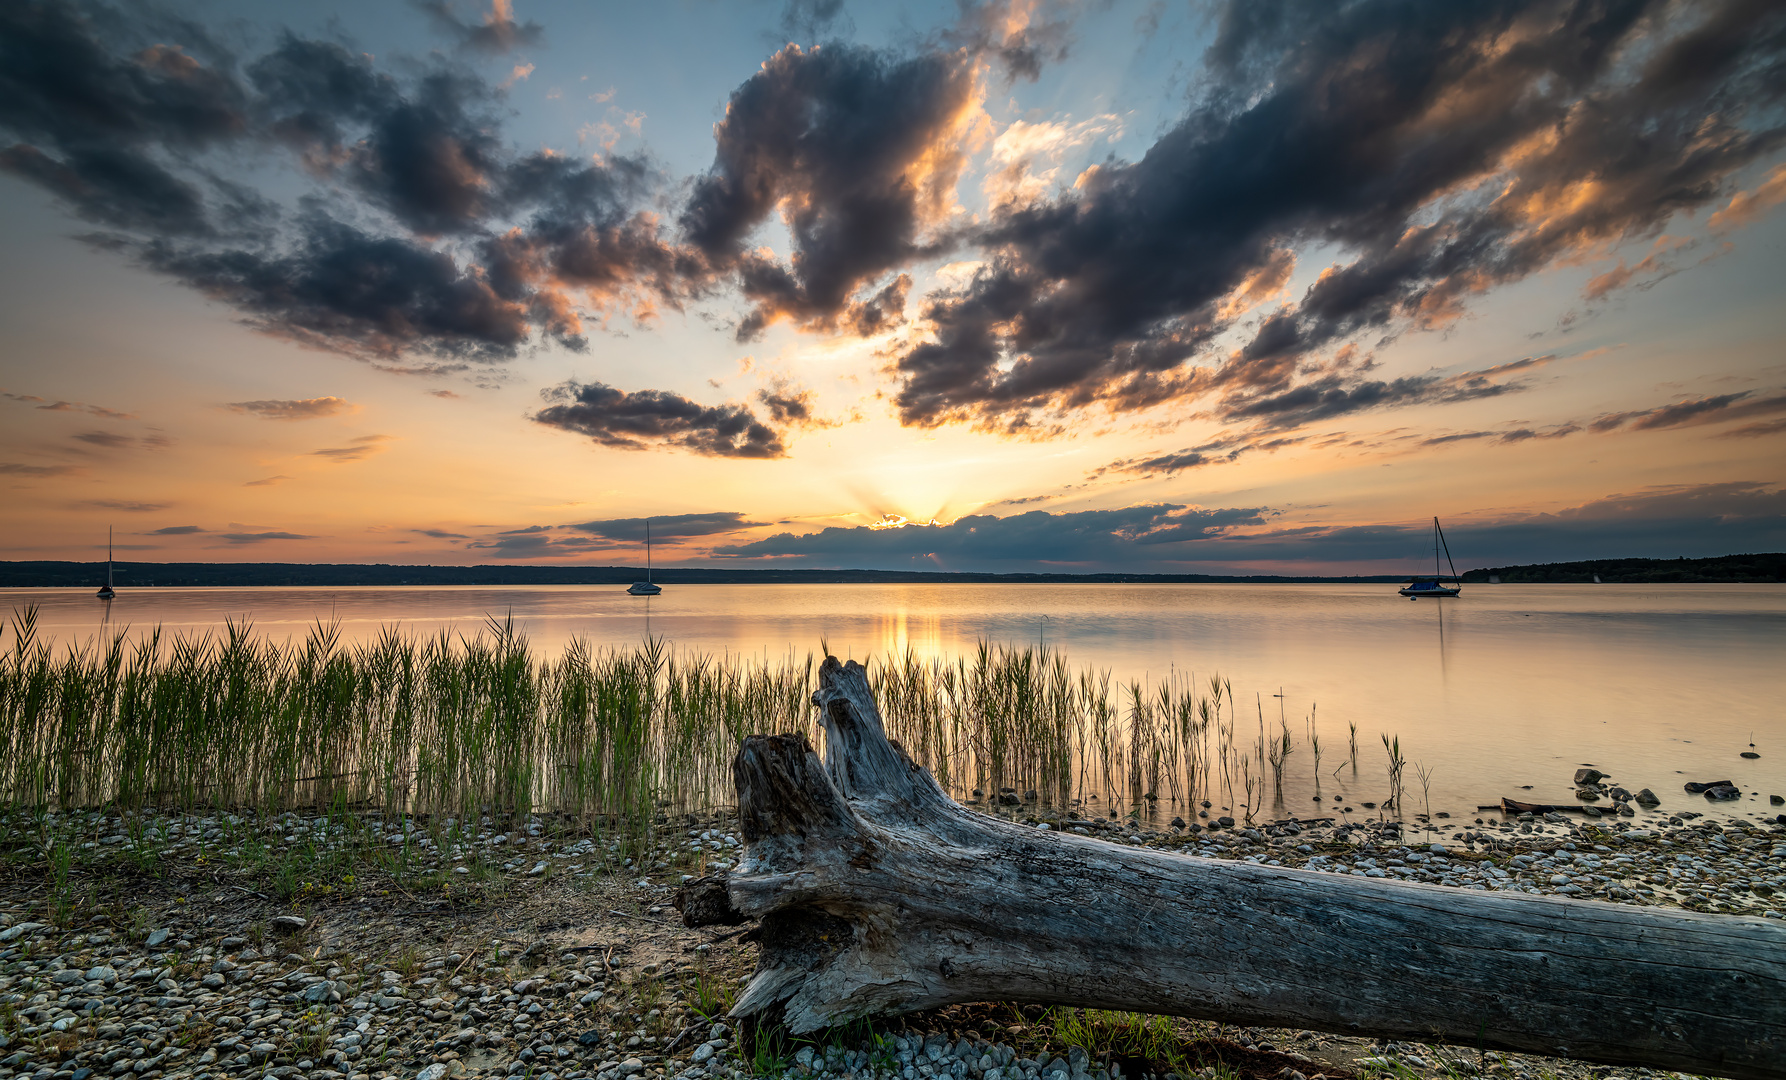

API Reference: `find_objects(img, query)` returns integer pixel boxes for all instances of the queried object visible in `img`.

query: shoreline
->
[1,803,1780,1080]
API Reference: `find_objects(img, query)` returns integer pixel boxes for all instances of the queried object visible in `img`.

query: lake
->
[5,582,1783,825]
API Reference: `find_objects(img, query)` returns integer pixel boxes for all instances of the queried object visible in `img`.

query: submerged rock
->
[1684,779,1734,793]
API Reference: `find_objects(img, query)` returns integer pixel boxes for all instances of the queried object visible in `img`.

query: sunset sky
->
[2,0,1783,575]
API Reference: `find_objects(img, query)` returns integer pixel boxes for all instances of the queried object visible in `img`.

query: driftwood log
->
[682,657,1786,1080]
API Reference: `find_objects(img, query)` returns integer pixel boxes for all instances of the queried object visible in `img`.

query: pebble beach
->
[1,786,1781,1080]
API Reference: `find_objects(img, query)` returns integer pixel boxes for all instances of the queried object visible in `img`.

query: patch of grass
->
[1052,1008,1193,1073]
[685,968,738,1021]
[387,944,424,977]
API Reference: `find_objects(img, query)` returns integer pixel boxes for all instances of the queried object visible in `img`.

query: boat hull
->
[1398,585,1460,597]
[627,582,661,596]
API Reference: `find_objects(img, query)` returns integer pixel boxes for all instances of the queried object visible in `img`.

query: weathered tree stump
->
[682,657,1786,1080]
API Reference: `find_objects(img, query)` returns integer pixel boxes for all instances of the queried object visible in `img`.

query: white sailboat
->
[627,518,662,596]
[96,526,116,599]
[1399,517,1462,599]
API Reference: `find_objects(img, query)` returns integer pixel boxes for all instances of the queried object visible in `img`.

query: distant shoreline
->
[1,552,1780,587]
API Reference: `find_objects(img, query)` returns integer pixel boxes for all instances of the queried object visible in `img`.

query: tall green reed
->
[3,606,1331,832]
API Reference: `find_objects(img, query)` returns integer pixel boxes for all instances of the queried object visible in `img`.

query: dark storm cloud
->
[0,2,683,366]
[144,215,536,362]
[680,42,979,340]
[892,0,1786,430]
[0,1,249,236]
[413,0,544,56]
[713,504,1271,568]
[567,512,766,543]
[532,381,788,459]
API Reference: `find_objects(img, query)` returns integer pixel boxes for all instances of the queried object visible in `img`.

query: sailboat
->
[1398,517,1462,599]
[96,526,116,599]
[627,518,662,596]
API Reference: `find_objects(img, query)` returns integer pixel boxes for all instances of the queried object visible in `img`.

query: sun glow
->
[866,513,946,530]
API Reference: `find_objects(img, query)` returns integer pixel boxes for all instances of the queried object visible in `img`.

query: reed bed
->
[1,607,1414,837]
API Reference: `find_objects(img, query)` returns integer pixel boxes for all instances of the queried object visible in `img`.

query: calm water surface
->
[7,583,1784,823]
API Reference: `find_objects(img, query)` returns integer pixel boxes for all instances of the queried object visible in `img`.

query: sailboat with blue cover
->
[1399,517,1461,599]
[627,519,661,596]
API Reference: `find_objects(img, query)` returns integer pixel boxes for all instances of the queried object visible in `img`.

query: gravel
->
[1,793,1780,1080]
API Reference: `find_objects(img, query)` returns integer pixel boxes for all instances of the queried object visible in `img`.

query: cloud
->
[1717,418,1786,439]
[81,500,170,512]
[890,0,1786,430]
[731,482,1783,572]
[1583,254,1673,300]
[1422,424,1579,447]
[1591,392,1786,433]
[465,525,619,558]
[148,525,204,534]
[428,389,462,399]
[412,528,469,539]
[219,531,314,544]
[983,114,1122,210]
[567,512,765,543]
[533,380,788,458]
[0,5,682,365]
[4,390,135,418]
[0,462,78,477]
[713,503,1271,569]
[942,0,1075,84]
[779,0,850,43]
[71,430,172,450]
[1709,163,1786,230]
[414,0,544,55]
[0,2,251,236]
[309,434,394,461]
[1092,428,1308,479]
[1217,360,1536,431]
[245,474,292,486]
[680,41,982,339]
[226,396,351,420]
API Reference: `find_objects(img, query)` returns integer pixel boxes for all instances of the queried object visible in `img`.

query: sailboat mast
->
[107,526,114,587]
[646,518,652,584]
[1433,517,1440,578]
[1435,518,1459,580]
